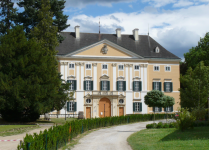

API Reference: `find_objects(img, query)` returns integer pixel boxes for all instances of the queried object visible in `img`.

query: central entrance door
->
[99,98,111,118]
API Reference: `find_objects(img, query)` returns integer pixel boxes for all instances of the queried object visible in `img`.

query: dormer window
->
[155,46,160,53]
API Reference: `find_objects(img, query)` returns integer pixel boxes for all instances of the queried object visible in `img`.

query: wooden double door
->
[99,98,111,118]
[119,107,124,116]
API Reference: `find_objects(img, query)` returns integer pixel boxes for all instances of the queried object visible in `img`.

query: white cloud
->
[64,0,135,8]
[64,4,209,58]
[173,1,194,7]
[142,0,177,7]
[129,4,133,8]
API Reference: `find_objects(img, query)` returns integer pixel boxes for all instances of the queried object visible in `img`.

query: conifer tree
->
[17,0,70,42]
[0,0,18,35]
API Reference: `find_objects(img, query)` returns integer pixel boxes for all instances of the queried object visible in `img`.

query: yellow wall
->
[75,44,131,57]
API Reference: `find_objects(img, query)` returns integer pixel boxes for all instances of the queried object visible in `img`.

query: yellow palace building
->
[54,26,180,118]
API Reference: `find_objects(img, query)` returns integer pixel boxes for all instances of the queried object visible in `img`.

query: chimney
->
[116,28,121,38]
[75,26,80,39]
[133,28,139,41]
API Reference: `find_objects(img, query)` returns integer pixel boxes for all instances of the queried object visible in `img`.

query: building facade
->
[53,26,181,118]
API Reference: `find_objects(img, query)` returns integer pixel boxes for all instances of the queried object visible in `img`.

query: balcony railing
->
[91,91,118,96]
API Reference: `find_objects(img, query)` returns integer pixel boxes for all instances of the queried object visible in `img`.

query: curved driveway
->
[72,120,174,150]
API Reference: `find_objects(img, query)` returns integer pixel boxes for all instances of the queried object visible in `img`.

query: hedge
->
[18,114,174,150]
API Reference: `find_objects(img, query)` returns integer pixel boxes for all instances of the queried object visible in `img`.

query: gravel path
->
[71,119,175,150]
[0,126,52,150]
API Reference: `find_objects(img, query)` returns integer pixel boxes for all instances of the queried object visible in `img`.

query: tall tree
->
[17,0,70,42]
[0,0,18,35]
[144,90,165,123]
[180,61,209,110]
[184,32,209,69]
[163,95,175,123]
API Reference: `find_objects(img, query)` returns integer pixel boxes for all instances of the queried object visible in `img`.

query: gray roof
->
[56,32,180,59]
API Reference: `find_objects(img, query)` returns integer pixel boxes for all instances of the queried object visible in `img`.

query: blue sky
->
[15,0,209,60]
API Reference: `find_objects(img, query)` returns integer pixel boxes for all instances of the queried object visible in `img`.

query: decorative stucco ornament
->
[102,45,108,54]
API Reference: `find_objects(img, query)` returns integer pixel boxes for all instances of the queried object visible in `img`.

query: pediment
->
[65,40,143,59]
[100,74,109,80]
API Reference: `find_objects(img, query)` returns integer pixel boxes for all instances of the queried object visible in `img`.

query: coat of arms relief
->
[101,45,108,54]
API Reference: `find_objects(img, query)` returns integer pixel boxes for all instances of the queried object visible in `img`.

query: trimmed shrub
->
[169,122,176,128]
[157,122,163,128]
[163,123,169,128]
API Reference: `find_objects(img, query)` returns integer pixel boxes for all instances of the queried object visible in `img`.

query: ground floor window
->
[153,107,162,112]
[67,102,77,112]
[164,106,173,112]
[133,102,142,112]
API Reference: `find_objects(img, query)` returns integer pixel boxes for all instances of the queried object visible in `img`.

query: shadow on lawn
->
[160,127,209,141]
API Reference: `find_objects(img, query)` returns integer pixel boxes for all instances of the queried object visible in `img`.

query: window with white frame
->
[154,66,159,71]
[155,107,160,112]
[86,81,91,91]
[102,64,108,69]
[118,65,123,70]
[135,81,139,91]
[69,64,74,69]
[69,102,74,111]
[135,102,142,112]
[165,66,171,71]
[86,99,91,104]
[167,107,170,112]
[166,82,170,92]
[155,82,159,90]
[119,81,123,91]
[103,81,108,91]
[135,65,139,70]
[69,80,74,91]
[86,64,91,69]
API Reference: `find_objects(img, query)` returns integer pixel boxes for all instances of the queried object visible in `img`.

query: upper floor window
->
[117,81,126,91]
[100,81,110,91]
[102,64,108,69]
[164,82,173,92]
[133,81,142,91]
[67,80,77,91]
[154,66,159,71]
[86,64,91,69]
[165,66,171,71]
[153,82,161,91]
[84,81,93,91]
[135,65,139,70]
[118,65,124,70]
[69,64,74,69]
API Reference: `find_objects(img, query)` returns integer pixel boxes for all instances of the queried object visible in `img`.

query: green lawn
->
[0,125,39,136]
[127,127,209,150]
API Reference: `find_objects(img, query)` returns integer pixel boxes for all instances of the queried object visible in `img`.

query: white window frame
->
[102,64,108,69]
[118,65,124,70]
[135,81,139,91]
[154,66,160,71]
[86,80,91,91]
[118,81,123,91]
[135,102,141,112]
[69,63,74,69]
[86,64,91,69]
[69,102,74,111]
[155,82,159,91]
[165,82,170,92]
[135,65,140,70]
[165,66,171,72]
[103,81,108,91]
[155,107,160,112]
[69,80,74,91]
[166,107,171,112]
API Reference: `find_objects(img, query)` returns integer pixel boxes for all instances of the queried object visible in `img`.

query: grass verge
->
[127,127,209,150]
[0,125,39,137]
